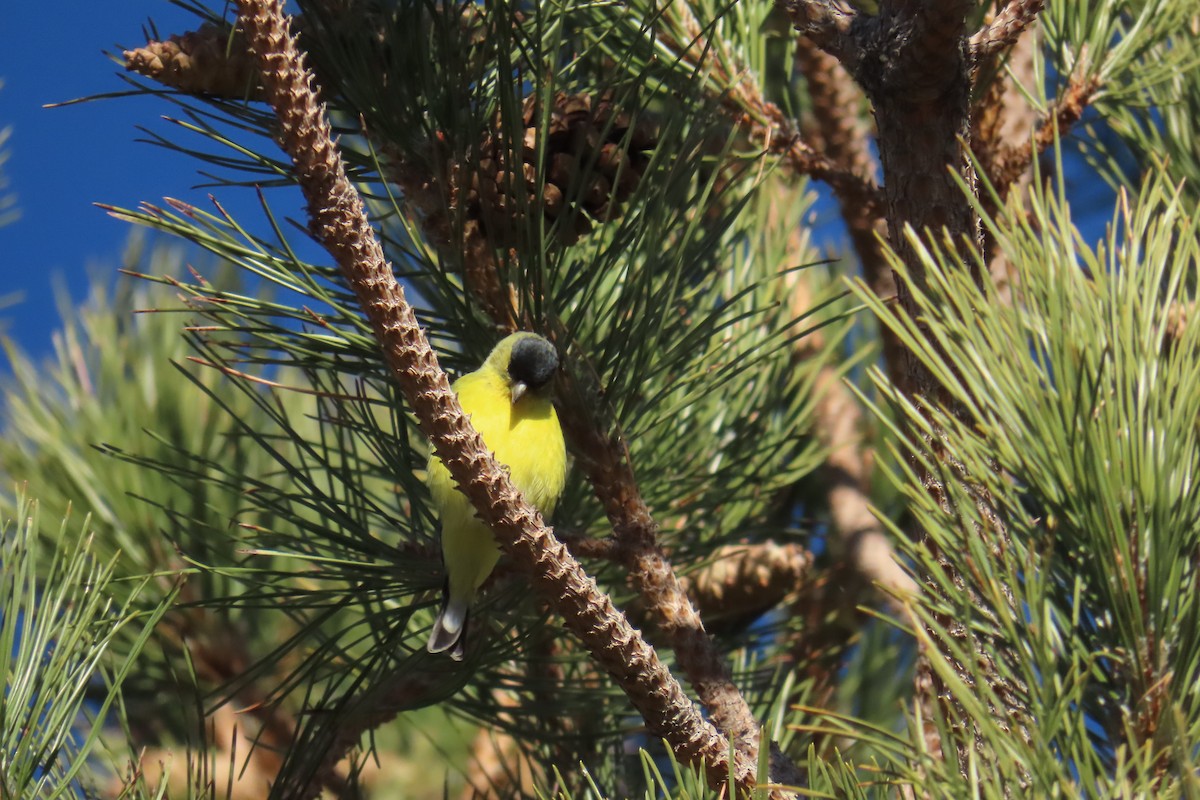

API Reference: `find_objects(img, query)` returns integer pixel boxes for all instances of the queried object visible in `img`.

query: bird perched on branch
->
[426,332,567,660]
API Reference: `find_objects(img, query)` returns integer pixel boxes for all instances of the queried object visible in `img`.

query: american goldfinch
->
[426,332,567,660]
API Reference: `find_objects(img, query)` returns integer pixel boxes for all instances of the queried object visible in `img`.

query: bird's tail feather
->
[427,583,470,661]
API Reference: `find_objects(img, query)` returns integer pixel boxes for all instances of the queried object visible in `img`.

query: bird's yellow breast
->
[428,367,567,524]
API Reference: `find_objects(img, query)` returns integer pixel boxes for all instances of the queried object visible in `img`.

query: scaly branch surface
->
[783,0,860,69]
[229,0,756,794]
[969,0,1046,62]
[684,542,815,624]
[791,37,886,288]
[438,139,786,777]
[814,366,917,602]
[124,22,264,99]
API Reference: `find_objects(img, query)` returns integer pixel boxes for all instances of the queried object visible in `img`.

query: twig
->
[658,1,880,214]
[780,203,912,605]
[792,38,874,194]
[790,37,882,278]
[390,17,807,770]
[779,272,914,755]
[394,22,813,777]
[969,0,1045,62]
[990,73,1101,201]
[611,540,816,636]
[559,531,618,560]
[780,0,860,70]
[378,142,517,328]
[785,560,866,757]
[230,1,758,796]
[756,101,884,218]
[429,140,793,783]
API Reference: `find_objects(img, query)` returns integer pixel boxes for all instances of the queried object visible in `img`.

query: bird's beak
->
[511,381,528,404]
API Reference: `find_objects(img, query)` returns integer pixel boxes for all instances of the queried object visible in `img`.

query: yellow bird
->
[426,332,567,660]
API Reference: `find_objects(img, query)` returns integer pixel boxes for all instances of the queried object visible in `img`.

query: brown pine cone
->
[463,90,657,247]
[124,23,262,100]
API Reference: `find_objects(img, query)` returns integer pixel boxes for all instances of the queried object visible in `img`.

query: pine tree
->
[3,0,1199,797]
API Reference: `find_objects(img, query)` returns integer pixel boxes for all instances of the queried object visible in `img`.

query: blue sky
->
[0,3,305,359]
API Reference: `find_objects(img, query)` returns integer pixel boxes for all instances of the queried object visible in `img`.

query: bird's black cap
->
[508,336,559,391]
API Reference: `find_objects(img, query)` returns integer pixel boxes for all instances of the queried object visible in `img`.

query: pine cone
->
[124,23,262,100]
[463,90,656,247]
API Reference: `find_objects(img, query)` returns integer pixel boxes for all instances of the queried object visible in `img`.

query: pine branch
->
[850,170,1200,793]
[559,530,617,561]
[366,32,811,773]
[792,37,875,200]
[229,1,758,794]
[756,100,884,218]
[451,306,805,782]
[379,57,799,779]
[781,0,860,70]
[990,73,1101,202]
[656,0,881,214]
[556,381,772,765]
[813,367,916,603]
[567,536,818,637]
[378,140,514,327]
[787,0,985,384]
[969,0,1045,63]
[789,36,882,280]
